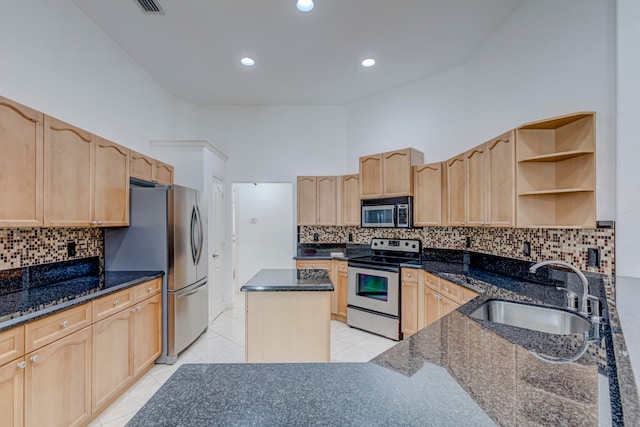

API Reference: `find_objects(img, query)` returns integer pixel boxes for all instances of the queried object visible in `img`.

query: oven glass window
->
[363,208,393,225]
[356,273,388,301]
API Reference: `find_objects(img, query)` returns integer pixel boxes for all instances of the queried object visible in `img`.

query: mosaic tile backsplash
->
[0,228,104,271]
[298,226,615,278]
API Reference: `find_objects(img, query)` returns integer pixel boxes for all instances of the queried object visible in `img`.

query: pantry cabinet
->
[296,176,337,226]
[0,97,44,228]
[413,162,444,226]
[130,150,174,185]
[360,148,424,199]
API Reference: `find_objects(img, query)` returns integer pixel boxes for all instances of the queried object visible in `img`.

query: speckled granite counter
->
[240,268,334,292]
[0,256,163,332]
[128,250,640,426]
[294,243,371,261]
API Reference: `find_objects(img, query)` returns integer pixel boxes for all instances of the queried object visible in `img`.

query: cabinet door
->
[359,154,383,198]
[94,136,129,226]
[130,150,154,182]
[316,176,336,225]
[297,176,317,225]
[413,163,442,226]
[439,295,459,318]
[382,149,412,197]
[465,145,487,226]
[0,97,44,227]
[445,155,466,226]
[154,160,174,185]
[44,116,94,226]
[92,308,134,412]
[0,358,24,427]
[25,327,92,427]
[423,287,441,328]
[401,281,418,338]
[487,132,515,227]
[337,269,348,319]
[133,294,162,377]
[342,174,360,226]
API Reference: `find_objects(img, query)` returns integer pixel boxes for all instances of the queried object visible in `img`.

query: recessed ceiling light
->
[296,0,314,12]
[240,57,255,67]
[361,58,376,67]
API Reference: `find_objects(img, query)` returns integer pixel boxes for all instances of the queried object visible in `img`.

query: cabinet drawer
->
[401,268,419,283]
[423,271,440,291]
[0,325,24,366]
[25,303,92,352]
[93,288,134,322]
[134,277,162,303]
[335,261,348,272]
[296,260,331,270]
[439,279,463,303]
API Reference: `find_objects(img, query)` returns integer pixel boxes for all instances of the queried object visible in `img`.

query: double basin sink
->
[470,299,591,335]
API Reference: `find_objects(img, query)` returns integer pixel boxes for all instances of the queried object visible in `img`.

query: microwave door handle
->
[393,205,398,227]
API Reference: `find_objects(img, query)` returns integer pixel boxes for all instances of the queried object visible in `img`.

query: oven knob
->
[412,244,416,248]
[373,242,378,246]
[405,242,409,246]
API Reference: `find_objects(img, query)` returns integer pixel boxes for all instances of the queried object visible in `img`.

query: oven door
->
[347,266,399,317]
[361,205,395,228]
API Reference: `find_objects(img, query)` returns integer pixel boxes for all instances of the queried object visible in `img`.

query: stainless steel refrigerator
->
[105,184,208,364]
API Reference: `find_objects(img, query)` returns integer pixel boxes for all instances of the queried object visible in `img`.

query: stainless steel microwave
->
[361,196,413,228]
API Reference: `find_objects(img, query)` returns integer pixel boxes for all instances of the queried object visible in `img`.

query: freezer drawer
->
[168,278,208,357]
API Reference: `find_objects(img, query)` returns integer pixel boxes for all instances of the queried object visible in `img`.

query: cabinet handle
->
[137,305,142,311]
[445,288,450,293]
[460,222,465,225]
[17,361,26,369]
[131,307,137,313]
[148,287,153,292]
[30,355,40,363]
[97,221,103,225]
[60,320,69,328]
[113,300,120,306]
[91,221,97,226]
[153,179,159,183]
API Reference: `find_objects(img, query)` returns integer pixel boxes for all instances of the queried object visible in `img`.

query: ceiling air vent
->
[134,0,164,14]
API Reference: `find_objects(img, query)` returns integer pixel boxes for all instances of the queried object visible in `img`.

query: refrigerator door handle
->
[194,204,204,264]
[177,280,208,299]
[190,205,198,265]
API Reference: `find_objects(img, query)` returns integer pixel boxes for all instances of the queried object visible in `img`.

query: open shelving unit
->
[515,112,596,228]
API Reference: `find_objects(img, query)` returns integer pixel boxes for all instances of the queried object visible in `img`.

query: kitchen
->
[1,0,639,426]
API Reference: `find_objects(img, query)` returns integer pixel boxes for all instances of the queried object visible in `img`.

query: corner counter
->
[241,269,333,363]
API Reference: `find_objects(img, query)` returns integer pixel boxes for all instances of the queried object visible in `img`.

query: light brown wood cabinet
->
[132,293,162,377]
[360,148,424,199]
[515,112,596,228]
[296,176,337,226]
[340,174,360,226]
[465,145,488,226]
[130,150,174,185]
[413,162,444,226]
[445,154,466,226]
[43,116,130,227]
[335,261,348,321]
[0,356,24,427]
[486,132,516,227]
[0,97,44,228]
[401,268,419,338]
[24,326,93,427]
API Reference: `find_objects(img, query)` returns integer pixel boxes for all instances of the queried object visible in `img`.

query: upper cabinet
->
[0,97,44,227]
[130,151,173,185]
[445,154,466,226]
[94,137,129,227]
[360,148,424,199]
[515,113,595,228]
[44,116,94,227]
[297,176,337,226]
[413,162,443,226]
[486,132,515,227]
[341,174,360,226]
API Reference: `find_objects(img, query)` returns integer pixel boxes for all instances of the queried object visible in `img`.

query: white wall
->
[0,0,181,153]
[347,66,467,163]
[616,0,640,277]
[234,183,294,289]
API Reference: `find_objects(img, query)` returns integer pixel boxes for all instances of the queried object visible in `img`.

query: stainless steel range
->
[347,238,421,340]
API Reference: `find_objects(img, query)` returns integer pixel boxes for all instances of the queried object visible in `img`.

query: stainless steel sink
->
[469,300,591,335]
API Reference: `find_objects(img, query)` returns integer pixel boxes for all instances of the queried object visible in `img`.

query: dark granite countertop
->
[294,243,371,261]
[0,261,163,332]
[129,250,639,426]
[240,269,333,292]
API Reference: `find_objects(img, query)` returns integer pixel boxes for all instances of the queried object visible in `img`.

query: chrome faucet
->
[529,260,594,316]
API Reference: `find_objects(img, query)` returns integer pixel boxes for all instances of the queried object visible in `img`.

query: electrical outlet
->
[465,237,471,248]
[587,248,600,268]
[523,242,531,257]
[67,242,76,257]
[313,233,319,242]
[348,233,353,242]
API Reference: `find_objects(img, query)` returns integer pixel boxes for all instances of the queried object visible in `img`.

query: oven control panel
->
[371,238,421,253]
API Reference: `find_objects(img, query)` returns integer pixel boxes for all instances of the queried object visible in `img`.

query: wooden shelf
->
[518,150,593,163]
[518,188,594,196]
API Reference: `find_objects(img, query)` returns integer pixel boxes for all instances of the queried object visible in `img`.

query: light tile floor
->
[88,295,397,427]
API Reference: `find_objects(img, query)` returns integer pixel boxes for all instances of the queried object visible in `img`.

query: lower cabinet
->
[25,327,92,427]
[296,259,348,323]
[401,281,419,338]
[0,278,162,427]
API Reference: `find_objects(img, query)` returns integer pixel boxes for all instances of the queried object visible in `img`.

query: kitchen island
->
[128,251,640,426]
[241,268,333,363]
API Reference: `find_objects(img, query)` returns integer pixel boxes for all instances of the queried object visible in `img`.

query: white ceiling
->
[73,0,524,105]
